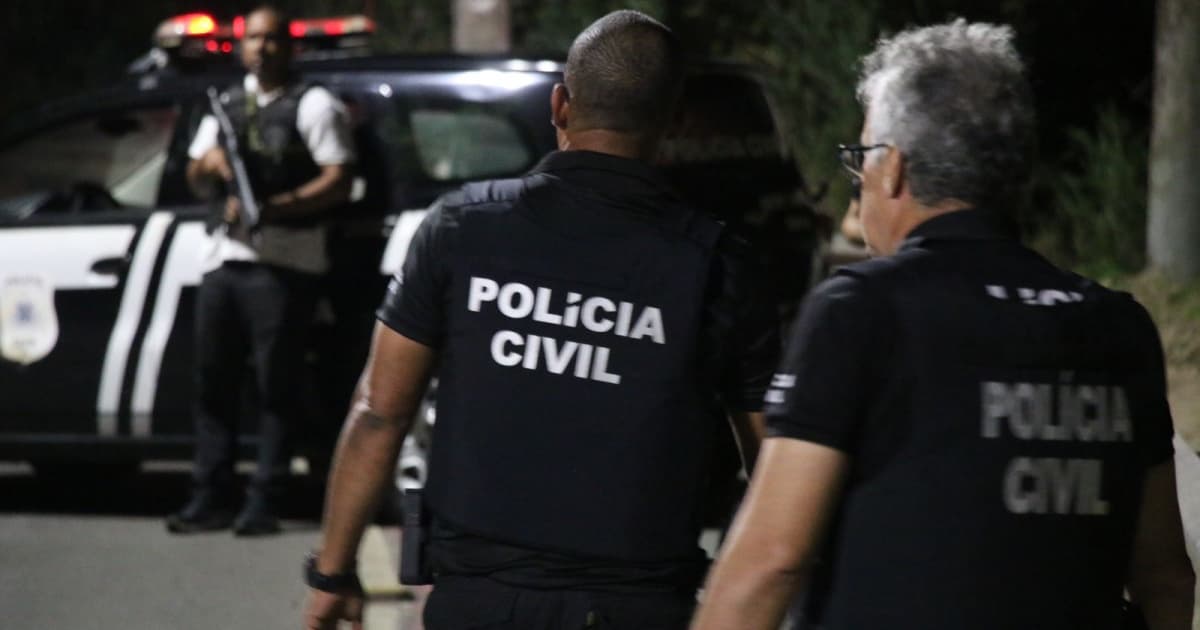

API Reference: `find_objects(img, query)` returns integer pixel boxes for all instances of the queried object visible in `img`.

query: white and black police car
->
[0,12,827,483]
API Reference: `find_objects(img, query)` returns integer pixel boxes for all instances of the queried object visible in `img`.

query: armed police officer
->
[302,10,779,630]
[166,5,355,536]
[693,19,1195,630]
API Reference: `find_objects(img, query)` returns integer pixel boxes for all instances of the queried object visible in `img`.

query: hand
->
[303,588,364,630]
[200,147,234,182]
[224,196,241,224]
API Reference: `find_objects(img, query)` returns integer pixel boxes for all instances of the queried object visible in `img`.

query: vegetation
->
[1029,106,1151,277]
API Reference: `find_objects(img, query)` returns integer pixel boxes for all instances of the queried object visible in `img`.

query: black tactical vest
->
[220,80,321,221]
[807,223,1165,629]
[424,173,726,562]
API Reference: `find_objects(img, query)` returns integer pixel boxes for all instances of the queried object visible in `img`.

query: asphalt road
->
[2,443,1198,630]
[0,465,424,630]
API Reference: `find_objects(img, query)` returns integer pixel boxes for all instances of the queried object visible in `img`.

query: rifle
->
[205,86,261,228]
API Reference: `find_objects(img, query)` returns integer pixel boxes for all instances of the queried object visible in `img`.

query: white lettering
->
[1004,457,1042,514]
[581,297,616,333]
[981,380,1132,444]
[1039,290,1072,306]
[574,343,593,379]
[490,330,523,366]
[771,373,796,389]
[1044,458,1082,514]
[488,332,621,385]
[592,346,621,384]
[522,334,541,370]
[1059,383,1088,440]
[629,307,666,345]
[981,284,1085,306]
[533,287,563,325]
[469,277,500,312]
[542,337,578,374]
[1003,457,1109,516]
[981,381,1009,438]
[1111,387,1133,442]
[615,302,633,337]
[499,283,535,319]
[1009,383,1050,440]
[562,292,582,328]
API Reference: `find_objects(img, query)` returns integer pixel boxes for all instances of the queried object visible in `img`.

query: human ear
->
[882,148,905,198]
[550,84,570,130]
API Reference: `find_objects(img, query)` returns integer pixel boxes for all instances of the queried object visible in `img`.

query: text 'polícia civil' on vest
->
[468,276,667,385]
[981,378,1133,517]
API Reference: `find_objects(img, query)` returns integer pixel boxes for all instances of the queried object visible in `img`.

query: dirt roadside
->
[1170,365,1200,450]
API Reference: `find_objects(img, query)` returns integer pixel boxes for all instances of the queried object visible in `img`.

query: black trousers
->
[191,262,318,495]
[423,576,695,630]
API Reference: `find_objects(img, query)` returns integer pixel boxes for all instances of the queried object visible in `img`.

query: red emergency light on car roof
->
[143,12,375,72]
[288,16,375,38]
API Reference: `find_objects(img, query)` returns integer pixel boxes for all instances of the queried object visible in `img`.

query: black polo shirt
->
[766,208,1174,629]
[378,150,779,591]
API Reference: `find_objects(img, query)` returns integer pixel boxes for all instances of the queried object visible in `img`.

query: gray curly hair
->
[857,19,1035,207]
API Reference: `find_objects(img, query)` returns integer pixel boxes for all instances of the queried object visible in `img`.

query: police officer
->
[166,5,355,536]
[693,19,1195,630]
[302,10,779,630]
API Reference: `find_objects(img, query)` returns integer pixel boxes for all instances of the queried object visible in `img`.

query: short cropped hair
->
[564,10,685,134]
[248,5,293,39]
[857,19,1035,207]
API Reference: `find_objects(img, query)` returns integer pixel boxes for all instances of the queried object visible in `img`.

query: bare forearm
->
[1132,569,1195,630]
[316,402,412,574]
[692,564,802,629]
[1127,461,1196,629]
[264,166,351,220]
[693,439,847,630]
[186,160,219,199]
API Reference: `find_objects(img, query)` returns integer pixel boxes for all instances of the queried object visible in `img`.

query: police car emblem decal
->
[0,274,60,365]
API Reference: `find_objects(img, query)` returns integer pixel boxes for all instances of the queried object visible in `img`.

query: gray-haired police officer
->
[303,10,779,630]
[693,19,1195,630]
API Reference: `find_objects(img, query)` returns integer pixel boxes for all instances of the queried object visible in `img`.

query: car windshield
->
[373,100,534,183]
[0,107,179,208]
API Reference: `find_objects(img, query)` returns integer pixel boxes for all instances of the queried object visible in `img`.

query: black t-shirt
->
[378,150,779,590]
[766,209,1174,629]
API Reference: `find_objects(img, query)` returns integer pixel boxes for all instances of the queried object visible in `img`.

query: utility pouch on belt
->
[399,489,433,585]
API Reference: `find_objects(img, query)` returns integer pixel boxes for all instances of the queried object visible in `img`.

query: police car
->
[0,13,826,479]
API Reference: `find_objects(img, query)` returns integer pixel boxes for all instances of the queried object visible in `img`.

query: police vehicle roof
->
[0,51,762,147]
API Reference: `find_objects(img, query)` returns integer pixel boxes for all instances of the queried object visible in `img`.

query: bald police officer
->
[303,10,778,630]
[693,19,1195,630]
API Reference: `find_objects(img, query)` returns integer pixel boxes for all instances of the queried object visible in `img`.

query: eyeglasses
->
[837,143,889,179]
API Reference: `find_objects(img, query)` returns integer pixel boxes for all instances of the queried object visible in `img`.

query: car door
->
[0,103,187,443]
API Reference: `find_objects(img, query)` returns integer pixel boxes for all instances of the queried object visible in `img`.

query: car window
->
[410,109,531,180]
[0,106,180,215]
[374,103,533,184]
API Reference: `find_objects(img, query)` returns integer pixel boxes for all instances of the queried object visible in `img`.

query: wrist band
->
[304,552,363,595]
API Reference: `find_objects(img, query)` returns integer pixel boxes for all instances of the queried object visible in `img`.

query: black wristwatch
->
[304,552,363,595]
